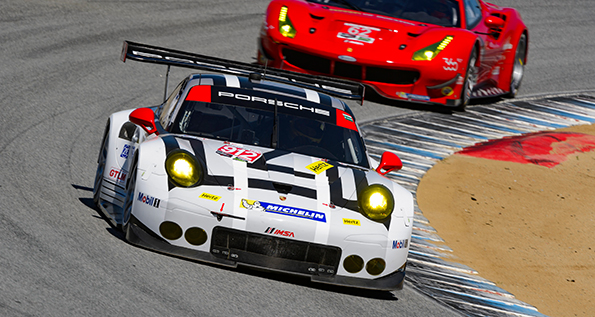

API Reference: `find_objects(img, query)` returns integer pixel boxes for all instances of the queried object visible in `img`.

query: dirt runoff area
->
[416,123,595,317]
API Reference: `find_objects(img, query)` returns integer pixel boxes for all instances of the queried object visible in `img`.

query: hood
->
[274,1,456,64]
[173,136,369,212]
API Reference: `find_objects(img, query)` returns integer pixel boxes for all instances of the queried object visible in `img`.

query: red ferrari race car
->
[257,0,528,110]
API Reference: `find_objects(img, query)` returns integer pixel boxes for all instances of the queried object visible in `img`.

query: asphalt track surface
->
[1,1,593,316]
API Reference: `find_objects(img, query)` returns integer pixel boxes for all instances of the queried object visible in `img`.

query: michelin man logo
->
[241,199,265,211]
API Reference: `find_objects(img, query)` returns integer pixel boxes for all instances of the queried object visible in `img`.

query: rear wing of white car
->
[121,40,365,104]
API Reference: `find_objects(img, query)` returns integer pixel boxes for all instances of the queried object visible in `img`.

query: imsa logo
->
[264,227,295,238]
[137,192,161,208]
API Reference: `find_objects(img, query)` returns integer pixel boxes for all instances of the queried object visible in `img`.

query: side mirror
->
[484,16,505,29]
[129,108,159,135]
[376,151,403,176]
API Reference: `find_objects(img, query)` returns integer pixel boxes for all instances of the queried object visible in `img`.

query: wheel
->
[93,122,109,205]
[457,48,478,111]
[121,152,138,233]
[506,34,527,98]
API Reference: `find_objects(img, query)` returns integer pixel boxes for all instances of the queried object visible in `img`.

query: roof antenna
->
[163,65,171,103]
[263,59,268,80]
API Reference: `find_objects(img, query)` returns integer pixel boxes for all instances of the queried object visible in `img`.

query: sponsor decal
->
[442,58,458,71]
[337,23,379,44]
[392,239,409,249]
[216,145,263,163]
[109,167,127,182]
[227,186,241,191]
[240,199,326,222]
[217,91,330,117]
[137,192,161,208]
[343,218,361,226]
[336,109,358,131]
[397,92,430,101]
[199,192,221,201]
[120,144,132,159]
[338,55,357,62]
[264,227,295,238]
[441,86,454,97]
[306,161,334,175]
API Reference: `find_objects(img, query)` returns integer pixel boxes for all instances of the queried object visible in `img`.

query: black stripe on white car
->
[247,179,317,200]
[162,136,235,190]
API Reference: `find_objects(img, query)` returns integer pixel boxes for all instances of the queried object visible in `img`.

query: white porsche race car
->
[93,41,414,290]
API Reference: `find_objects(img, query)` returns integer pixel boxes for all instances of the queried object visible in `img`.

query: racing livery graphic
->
[92,41,414,290]
[257,0,528,109]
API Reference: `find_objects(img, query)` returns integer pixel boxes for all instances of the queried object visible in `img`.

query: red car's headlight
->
[412,36,454,61]
[278,6,296,38]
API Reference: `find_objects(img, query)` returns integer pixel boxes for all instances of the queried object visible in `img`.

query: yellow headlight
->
[165,150,202,187]
[412,36,454,61]
[358,184,394,221]
[278,6,296,38]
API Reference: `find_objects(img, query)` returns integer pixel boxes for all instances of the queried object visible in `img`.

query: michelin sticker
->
[241,199,326,222]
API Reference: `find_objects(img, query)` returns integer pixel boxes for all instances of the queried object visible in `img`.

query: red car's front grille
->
[282,48,419,85]
[283,48,330,73]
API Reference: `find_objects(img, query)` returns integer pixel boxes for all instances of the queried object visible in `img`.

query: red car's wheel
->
[457,48,478,111]
[506,34,527,98]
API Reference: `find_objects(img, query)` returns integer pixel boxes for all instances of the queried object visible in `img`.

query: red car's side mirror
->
[129,108,158,135]
[485,16,505,29]
[375,151,403,176]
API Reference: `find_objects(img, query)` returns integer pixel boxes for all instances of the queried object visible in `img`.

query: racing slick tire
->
[506,34,527,98]
[121,152,138,234]
[457,48,478,111]
[93,121,110,205]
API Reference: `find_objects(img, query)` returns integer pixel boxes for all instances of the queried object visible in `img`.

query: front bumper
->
[126,215,406,291]
[258,36,463,107]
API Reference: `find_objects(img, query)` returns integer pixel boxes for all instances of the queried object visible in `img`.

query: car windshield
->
[308,0,460,27]
[171,100,369,167]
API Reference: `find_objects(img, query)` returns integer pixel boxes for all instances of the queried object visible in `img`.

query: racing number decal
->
[337,23,380,44]
[216,145,262,163]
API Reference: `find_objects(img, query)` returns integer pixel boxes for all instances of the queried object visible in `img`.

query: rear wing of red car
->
[121,41,365,104]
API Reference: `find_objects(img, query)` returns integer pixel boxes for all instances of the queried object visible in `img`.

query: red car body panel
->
[258,0,528,108]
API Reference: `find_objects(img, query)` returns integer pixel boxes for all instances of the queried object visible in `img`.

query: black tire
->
[457,48,478,111]
[121,152,138,233]
[93,122,109,205]
[506,34,527,98]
